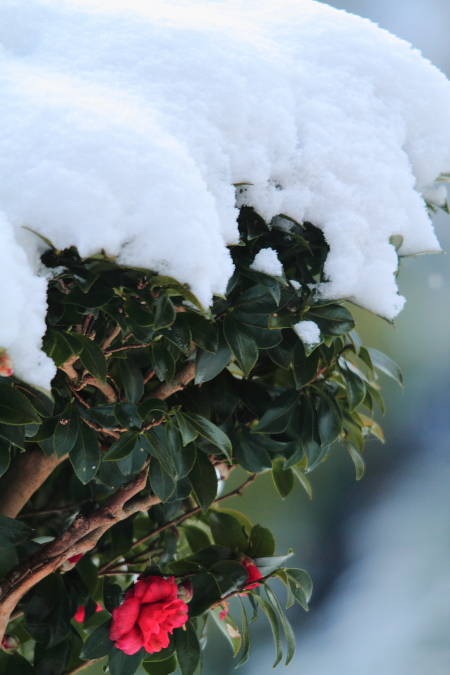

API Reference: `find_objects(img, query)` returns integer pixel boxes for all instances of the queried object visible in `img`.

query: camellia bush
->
[0,207,405,675]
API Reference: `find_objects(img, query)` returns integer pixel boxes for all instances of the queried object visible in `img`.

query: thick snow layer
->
[1,0,450,388]
[250,249,283,277]
[293,321,321,347]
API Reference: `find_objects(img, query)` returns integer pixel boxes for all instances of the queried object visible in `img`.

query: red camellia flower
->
[110,576,189,655]
[74,603,102,623]
[0,352,13,377]
[239,556,263,590]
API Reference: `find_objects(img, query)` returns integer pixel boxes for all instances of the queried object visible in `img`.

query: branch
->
[17,499,92,519]
[99,473,257,574]
[101,325,121,351]
[65,659,101,675]
[0,447,67,519]
[149,361,196,400]
[74,376,117,404]
[0,464,159,641]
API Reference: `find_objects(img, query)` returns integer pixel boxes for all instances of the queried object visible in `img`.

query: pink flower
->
[239,556,263,590]
[1,634,19,653]
[110,576,189,656]
[0,353,13,378]
[74,602,102,623]
[219,602,229,620]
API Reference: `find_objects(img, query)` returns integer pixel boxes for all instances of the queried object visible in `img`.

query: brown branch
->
[17,499,92,519]
[65,659,101,675]
[99,473,257,574]
[105,342,153,355]
[60,355,78,383]
[148,361,196,401]
[74,376,117,404]
[0,447,68,519]
[0,464,160,641]
[102,325,121,351]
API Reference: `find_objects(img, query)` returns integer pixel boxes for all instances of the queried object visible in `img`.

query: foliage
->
[0,207,401,674]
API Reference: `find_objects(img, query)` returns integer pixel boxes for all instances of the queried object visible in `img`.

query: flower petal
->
[114,626,144,655]
[110,597,141,640]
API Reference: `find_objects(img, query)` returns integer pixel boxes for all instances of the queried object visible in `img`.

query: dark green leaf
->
[151,342,175,384]
[69,419,101,484]
[236,598,250,667]
[253,390,299,434]
[25,574,72,647]
[247,525,275,558]
[0,515,32,547]
[210,511,248,552]
[292,341,319,389]
[184,413,232,461]
[119,358,145,404]
[174,621,201,675]
[253,594,282,668]
[272,459,295,499]
[223,315,258,377]
[305,304,355,336]
[0,384,41,425]
[173,412,198,446]
[89,404,118,428]
[252,553,293,577]
[114,402,142,430]
[137,398,168,422]
[188,451,218,514]
[160,314,191,356]
[19,385,54,418]
[285,568,313,610]
[184,525,211,554]
[346,442,365,480]
[367,348,403,388]
[149,458,176,502]
[188,572,221,617]
[0,438,10,477]
[210,606,242,657]
[340,360,366,411]
[53,406,79,458]
[232,428,273,473]
[103,431,139,461]
[264,585,296,665]
[124,299,154,326]
[69,333,107,384]
[80,620,114,659]
[184,314,218,353]
[3,654,35,675]
[109,647,144,675]
[195,338,231,385]
[209,560,249,594]
[317,396,341,447]
[300,396,323,471]
[154,293,176,330]
[143,655,177,675]
[50,332,75,367]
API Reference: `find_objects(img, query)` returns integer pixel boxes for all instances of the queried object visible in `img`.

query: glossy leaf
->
[149,458,176,502]
[80,620,114,659]
[188,572,221,617]
[70,332,107,384]
[253,390,299,434]
[264,585,296,665]
[195,336,232,384]
[69,419,101,484]
[210,606,242,656]
[188,450,218,514]
[53,406,79,458]
[223,314,258,377]
[184,413,232,461]
[0,384,41,426]
[151,341,176,384]
[247,524,276,558]
[119,357,145,404]
[174,621,201,675]
[103,431,139,461]
[210,511,249,552]
[368,348,403,389]
[109,647,144,675]
[253,594,282,668]
[0,515,32,547]
[184,313,218,353]
[272,459,295,499]
[285,568,313,610]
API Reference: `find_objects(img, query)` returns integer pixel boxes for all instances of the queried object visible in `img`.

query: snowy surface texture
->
[293,321,321,347]
[250,249,283,277]
[1,0,450,388]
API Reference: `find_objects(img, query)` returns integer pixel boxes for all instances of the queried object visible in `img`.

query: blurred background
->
[89,2,450,673]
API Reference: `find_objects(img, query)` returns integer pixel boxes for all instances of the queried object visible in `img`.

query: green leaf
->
[149,457,176,501]
[0,515,32,547]
[124,298,154,326]
[160,314,191,356]
[69,419,101,484]
[291,467,313,499]
[247,525,275,558]
[285,568,313,610]
[340,360,366,411]
[76,555,99,596]
[119,357,145,404]
[19,385,54,418]
[264,585,296,665]
[223,314,258,377]
[317,396,341,447]
[236,598,250,667]
[346,442,365,480]
[253,390,299,434]
[103,579,124,614]
[305,304,355,336]
[184,525,211,553]
[173,412,198,446]
[272,459,295,499]
[154,293,176,330]
[0,438,10,477]
[80,620,114,659]
[366,382,386,415]
[53,406,79,458]
[367,348,403,389]
[174,621,201,675]
[232,428,273,473]
[292,341,319,389]
[3,653,35,675]
[272,570,295,609]
[103,431,140,461]
[253,594,282,667]
[210,606,242,657]
[184,413,232,461]
[89,404,118,428]
[109,647,144,675]
[152,342,176,384]
[69,332,107,384]
[50,332,76,367]
[142,641,176,663]
[188,450,218,514]
[299,396,323,471]
[143,655,177,675]
[0,384,41,425]
[137,398,168,422]
[195,337,232,384]
[209,560,249,595]
[24,573,72,647]
[252,553,293,577]
[210,511,249,552]
[188,572,221,617]
[184,313,218,353]
[114,402,142,430]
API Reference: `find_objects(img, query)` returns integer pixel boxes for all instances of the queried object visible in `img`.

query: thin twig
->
[99,473,257,574]
[105,342,153,355]
[17,499,92,519]
[102,325,121,351]
[64,659,101,675]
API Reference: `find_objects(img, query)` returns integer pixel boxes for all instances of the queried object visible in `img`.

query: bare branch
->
[149,361,196,400]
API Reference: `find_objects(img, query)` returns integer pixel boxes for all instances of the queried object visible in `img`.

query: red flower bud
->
[1,634,19,653]
[238,555,263,590]
[73,602,102,623]
[219,602,229,620]
[177,579,193,603]
[68,553,83,565]
[0,352,13,378]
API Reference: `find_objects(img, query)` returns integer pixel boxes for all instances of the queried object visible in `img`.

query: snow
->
[250,248,284,277]
[1,0,450,388]
[293,321,321,347]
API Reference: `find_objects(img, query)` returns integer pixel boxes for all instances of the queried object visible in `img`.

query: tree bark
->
[0,447,67,519]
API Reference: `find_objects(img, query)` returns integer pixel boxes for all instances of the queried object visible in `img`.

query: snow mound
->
[1,0,450,388]
[250,249,284,277]
[293,321,321,348]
